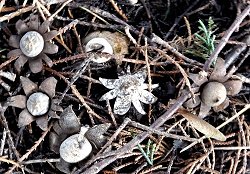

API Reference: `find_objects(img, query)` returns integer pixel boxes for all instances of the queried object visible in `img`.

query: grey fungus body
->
[19,31,44,57]
[201,82,227,107]
[59,132,92,163]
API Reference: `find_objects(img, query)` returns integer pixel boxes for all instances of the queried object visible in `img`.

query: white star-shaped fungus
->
[99,67,158,115]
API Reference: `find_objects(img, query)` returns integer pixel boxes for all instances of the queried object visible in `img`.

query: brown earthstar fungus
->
[52,120,110,173]
[184,58,243,118]
[7,15,58,73]
[7,76,63,131]
[83,31,128,63]
[53,124,110,173]
[50,105,81,153]
[50,105,111,154]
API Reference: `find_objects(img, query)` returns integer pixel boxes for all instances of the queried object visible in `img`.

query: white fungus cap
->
[85,38,113,63]
[128,0,138,5]
[26,92,50,116]
[20,31,44,57]
[59,127,92,163]
[201,82,227,107]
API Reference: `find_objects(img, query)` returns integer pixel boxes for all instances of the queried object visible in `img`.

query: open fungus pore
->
[83,31,128,63]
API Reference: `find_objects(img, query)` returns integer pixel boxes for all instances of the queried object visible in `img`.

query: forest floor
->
[0,0,250,174]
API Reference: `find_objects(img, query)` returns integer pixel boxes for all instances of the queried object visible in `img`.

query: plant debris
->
[0,70,16,91]
[178,108,226,141]
[0,1,250,174]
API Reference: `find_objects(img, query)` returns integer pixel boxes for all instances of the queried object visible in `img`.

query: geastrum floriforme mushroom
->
[50,105,111,154]
[52,121,110,173]
[59,123,110,164]
[184,58,243,118]
[59,126,92,163]
[49,106,110,172]
[50,105,81,153]
[99,66,158,115]
[8,15,58,73]
[7,76,63,130]
[83,31,128,63]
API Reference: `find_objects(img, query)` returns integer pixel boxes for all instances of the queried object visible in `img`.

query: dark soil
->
[0,0,250,174]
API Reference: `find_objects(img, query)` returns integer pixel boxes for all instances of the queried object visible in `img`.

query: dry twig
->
[181,104,250,153]
[107,0,128,21]
[204,5,250,71]
[6,123,53,173]
[0,5,34,22]
[76,93,189,174]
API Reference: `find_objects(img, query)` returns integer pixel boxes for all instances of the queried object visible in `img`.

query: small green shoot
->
[186,17,216,60]
[137,139,156,165]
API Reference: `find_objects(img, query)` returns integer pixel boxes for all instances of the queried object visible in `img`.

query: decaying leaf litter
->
[0,0,250,173]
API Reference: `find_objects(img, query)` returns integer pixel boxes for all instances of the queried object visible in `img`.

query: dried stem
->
[0,5,34,22]
[77,93,189,174]
[0,106,20,160]
[181,104,250,153]
[204,5,250,71]
[151,34,203,66]
[6,123,53,173]
[107,0,128,21]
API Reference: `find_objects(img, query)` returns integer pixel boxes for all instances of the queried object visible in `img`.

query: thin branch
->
[180,104,250,153]
[129,120,198,142]
[0,157,21,168]
[164,0,200,39]
[48,0,73,21]
[151,34,203,66]
[6,123,53,173]
[0,106,20,160]
[204,5,250,71]
[21,158,60,164]
[77,93,189,174]
[0,5,34,22]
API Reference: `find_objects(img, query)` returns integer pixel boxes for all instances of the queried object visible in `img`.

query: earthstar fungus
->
[49,105,81,153]
[83,31,128,63]
[8,15,58,73]
[50,106,111,157]
[185,58,243,118]
[59,126,92,163]
[59,124,111,164]
[7,76,62,131]
[99,67,158,115]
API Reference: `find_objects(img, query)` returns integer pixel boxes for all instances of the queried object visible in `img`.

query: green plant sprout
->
[186,17,216,60]
[137,139,156,165]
